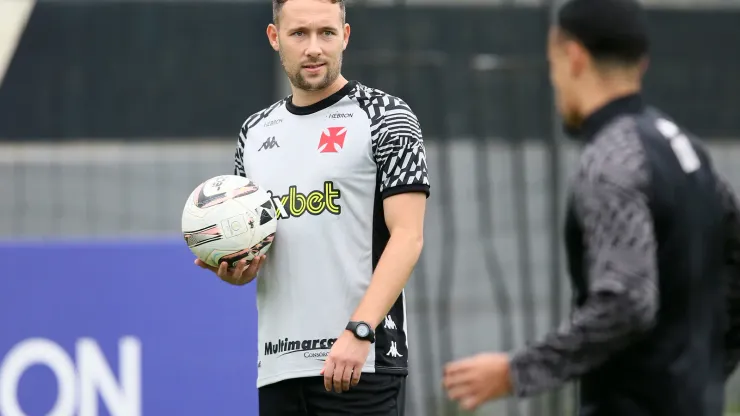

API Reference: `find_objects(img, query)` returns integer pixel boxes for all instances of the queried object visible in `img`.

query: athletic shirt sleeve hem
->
[382,183,430,199]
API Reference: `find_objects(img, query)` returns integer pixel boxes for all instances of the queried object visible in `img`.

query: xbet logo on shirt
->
[268,181,341,219]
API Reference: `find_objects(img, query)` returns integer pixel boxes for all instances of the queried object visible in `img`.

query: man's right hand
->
[194,255,266,286]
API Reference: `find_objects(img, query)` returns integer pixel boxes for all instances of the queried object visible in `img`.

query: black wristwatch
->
[346,321,375,343]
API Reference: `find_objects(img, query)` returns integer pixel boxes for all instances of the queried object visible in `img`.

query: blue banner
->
[0,238,258,416]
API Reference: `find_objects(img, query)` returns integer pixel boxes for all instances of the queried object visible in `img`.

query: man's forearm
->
[350,231,423,329]
[510,286,656,397]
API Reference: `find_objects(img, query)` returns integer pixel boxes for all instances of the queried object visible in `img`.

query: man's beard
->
[280,51,342,92]
[561,108,586,138]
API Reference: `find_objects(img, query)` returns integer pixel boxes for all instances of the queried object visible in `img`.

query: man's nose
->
[305,34,322,57]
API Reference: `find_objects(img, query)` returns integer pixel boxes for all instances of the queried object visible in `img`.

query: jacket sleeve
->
[509,136,659,397]
[718,176,740,379]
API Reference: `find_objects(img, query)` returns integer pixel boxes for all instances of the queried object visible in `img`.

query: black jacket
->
[510,94,740,416]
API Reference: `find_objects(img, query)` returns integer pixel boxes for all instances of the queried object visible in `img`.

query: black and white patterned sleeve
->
[234,99,286,178]
[372,98,430,199]
[509,126,659,397]
[718,176,740,379]
[234,124,248,177]
[234,111,261,178]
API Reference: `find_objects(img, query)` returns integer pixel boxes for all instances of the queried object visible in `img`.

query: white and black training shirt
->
[234,80,430,388]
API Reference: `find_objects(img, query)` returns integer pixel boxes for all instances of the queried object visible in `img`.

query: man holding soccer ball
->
[195,0,429,414]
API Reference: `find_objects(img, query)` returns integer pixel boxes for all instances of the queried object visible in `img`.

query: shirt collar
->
[567,93,645,140]
[285,80,356,116]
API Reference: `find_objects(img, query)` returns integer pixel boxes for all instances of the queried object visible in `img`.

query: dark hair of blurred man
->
[443,0,740,414]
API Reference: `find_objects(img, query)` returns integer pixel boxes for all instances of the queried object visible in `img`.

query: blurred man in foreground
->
[443,0,740,414]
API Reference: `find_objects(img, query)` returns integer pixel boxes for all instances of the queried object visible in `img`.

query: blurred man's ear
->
[565,40,589,79]
[639,56,650,75]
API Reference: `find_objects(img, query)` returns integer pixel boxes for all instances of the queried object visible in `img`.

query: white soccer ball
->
[182,174,277,268]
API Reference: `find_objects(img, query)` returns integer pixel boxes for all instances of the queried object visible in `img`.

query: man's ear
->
[267,23,280,52]
[342,23,350,51]
[565,41,588,79]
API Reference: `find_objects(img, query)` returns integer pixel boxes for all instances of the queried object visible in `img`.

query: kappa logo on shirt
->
[268,181,341,219]
[386,341,403,358]
[318,127,347,153]
[384,315,397,330]
[258,136,280,151]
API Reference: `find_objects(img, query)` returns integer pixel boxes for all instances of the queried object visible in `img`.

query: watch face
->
[356,324,370,337]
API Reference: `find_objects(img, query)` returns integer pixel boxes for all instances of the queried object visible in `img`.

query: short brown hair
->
[272,0,346,25]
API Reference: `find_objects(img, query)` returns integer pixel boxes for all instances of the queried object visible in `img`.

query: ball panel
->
[182,174,278,271]
[218,232,275,268]
[193,176,263,209]
[183,223,223,248]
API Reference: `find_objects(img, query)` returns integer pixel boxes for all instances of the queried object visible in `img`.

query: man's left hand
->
[320,330,371,393]
[443,352,513,411]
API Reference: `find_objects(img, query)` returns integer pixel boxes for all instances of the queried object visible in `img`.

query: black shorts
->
[258,373,406,416]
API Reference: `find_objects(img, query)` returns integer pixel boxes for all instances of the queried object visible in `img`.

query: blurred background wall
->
[0,0,739,415]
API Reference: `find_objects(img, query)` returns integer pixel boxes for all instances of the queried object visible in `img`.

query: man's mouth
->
[303,63,325,69]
